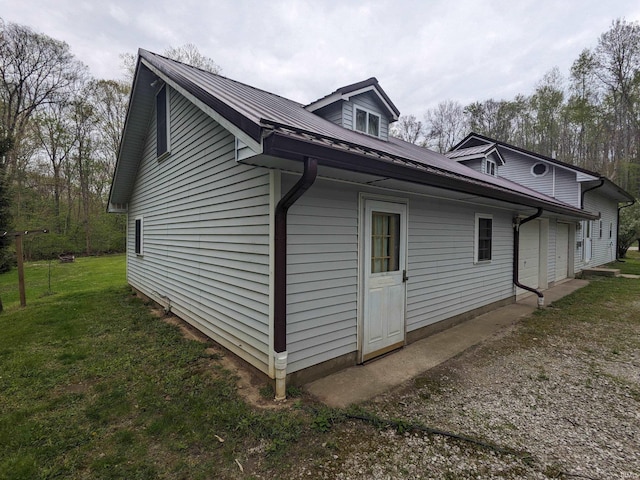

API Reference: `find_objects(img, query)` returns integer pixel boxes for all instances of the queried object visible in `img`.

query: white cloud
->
[1,0,639,116]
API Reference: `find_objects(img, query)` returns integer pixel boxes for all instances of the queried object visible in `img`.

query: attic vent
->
[531,162,548,177]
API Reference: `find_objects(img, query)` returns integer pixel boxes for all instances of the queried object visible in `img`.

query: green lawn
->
[0,255,305,479]
[1,255,639,479]
[606,248,640,274]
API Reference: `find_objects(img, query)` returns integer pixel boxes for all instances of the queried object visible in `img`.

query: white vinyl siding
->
[406,199,514,331]
[284,178,517,373]
[554,167,580,207]
[458,158,483,173]
[498,149,580,207]
[575,191,618,271]
[499,150,554,197]
[315,102,344,127]
[284,175,359,373]
[127,88,272,374]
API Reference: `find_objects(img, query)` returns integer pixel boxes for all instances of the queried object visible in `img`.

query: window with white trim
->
[599,220,603,238]
[609,222,613,238]
[156,84,170,159]
[474,214,493,263]
[485,158,497,176]
[135,217,144,256]
[354,106,380,137]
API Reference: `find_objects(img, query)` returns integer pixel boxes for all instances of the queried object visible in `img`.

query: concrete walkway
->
[306,279,589,408]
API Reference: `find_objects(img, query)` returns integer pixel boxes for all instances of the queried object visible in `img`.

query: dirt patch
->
[162,314,286,410]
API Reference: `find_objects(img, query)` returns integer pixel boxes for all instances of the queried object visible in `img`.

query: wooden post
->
[16,234,25,307]
[0,229,49,308]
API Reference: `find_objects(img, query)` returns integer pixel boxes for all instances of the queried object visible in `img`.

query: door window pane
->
[371,212,400,273]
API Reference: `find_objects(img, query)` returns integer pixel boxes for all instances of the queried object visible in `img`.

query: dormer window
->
[486,158,497,176]
[355,107,380,137]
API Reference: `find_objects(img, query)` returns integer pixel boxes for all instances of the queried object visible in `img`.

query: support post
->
[16,234,25,307]
[0,229,49,309]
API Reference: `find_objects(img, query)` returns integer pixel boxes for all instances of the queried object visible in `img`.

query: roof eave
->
[263,131,597,220]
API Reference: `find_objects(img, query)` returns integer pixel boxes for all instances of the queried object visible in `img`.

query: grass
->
[0,255,307,479]
[606,248,640,274]
[1,254,639,479]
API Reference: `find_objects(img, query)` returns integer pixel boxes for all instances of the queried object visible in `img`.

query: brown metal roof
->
[446,143,496,159]
[110,50,600,218]
[261,123,595,219]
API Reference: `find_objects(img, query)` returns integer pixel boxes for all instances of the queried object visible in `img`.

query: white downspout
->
[274,351,288,400]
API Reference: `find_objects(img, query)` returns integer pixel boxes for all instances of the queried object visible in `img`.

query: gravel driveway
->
[269,279,640,480]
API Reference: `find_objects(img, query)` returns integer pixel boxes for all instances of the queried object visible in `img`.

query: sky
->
[2,0,640,117]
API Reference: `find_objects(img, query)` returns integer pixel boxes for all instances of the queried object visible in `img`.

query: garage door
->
[555,223,569,282]
[518,220,540,294]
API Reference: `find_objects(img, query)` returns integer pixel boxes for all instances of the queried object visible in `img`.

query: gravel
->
[268,305,640,479]
[325,328,640,480]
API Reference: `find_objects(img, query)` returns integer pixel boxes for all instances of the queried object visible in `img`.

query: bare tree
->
[424,100,467,153]
[33,101,76,233]
[390,114,425,145]
[163,43,221,74]
[87,79,129,195]
[120,43,221,83]
[0,19,85,174]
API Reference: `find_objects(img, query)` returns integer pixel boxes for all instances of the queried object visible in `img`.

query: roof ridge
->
[139,49,305,108]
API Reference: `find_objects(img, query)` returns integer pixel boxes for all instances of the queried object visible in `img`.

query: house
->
[109,50,625,399]
[448,133,635,283]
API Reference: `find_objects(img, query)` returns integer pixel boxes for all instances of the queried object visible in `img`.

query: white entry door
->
[555,223,569,282]
[362,199,407,361]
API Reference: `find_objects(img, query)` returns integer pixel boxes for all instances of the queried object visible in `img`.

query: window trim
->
[134,216,144,256]
[474,213,493,264]
[156,84,171,160]
[353,105,381,137]
[531,162,549,177]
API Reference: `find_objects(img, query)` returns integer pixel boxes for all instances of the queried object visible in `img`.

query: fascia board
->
[342,85,399,121]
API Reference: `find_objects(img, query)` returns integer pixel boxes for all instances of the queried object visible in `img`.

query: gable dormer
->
[445,143,505,177]
[305,78,400,141]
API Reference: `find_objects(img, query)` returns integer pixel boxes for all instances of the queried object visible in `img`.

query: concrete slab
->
[581,267,620,277]
[305,279,589,408]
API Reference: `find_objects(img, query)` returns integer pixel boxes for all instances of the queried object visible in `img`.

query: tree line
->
[392,18,640,256]
[392,18,640,202]
[0,18,219,272]
[0,19,129,270]
[1,18,639,274]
